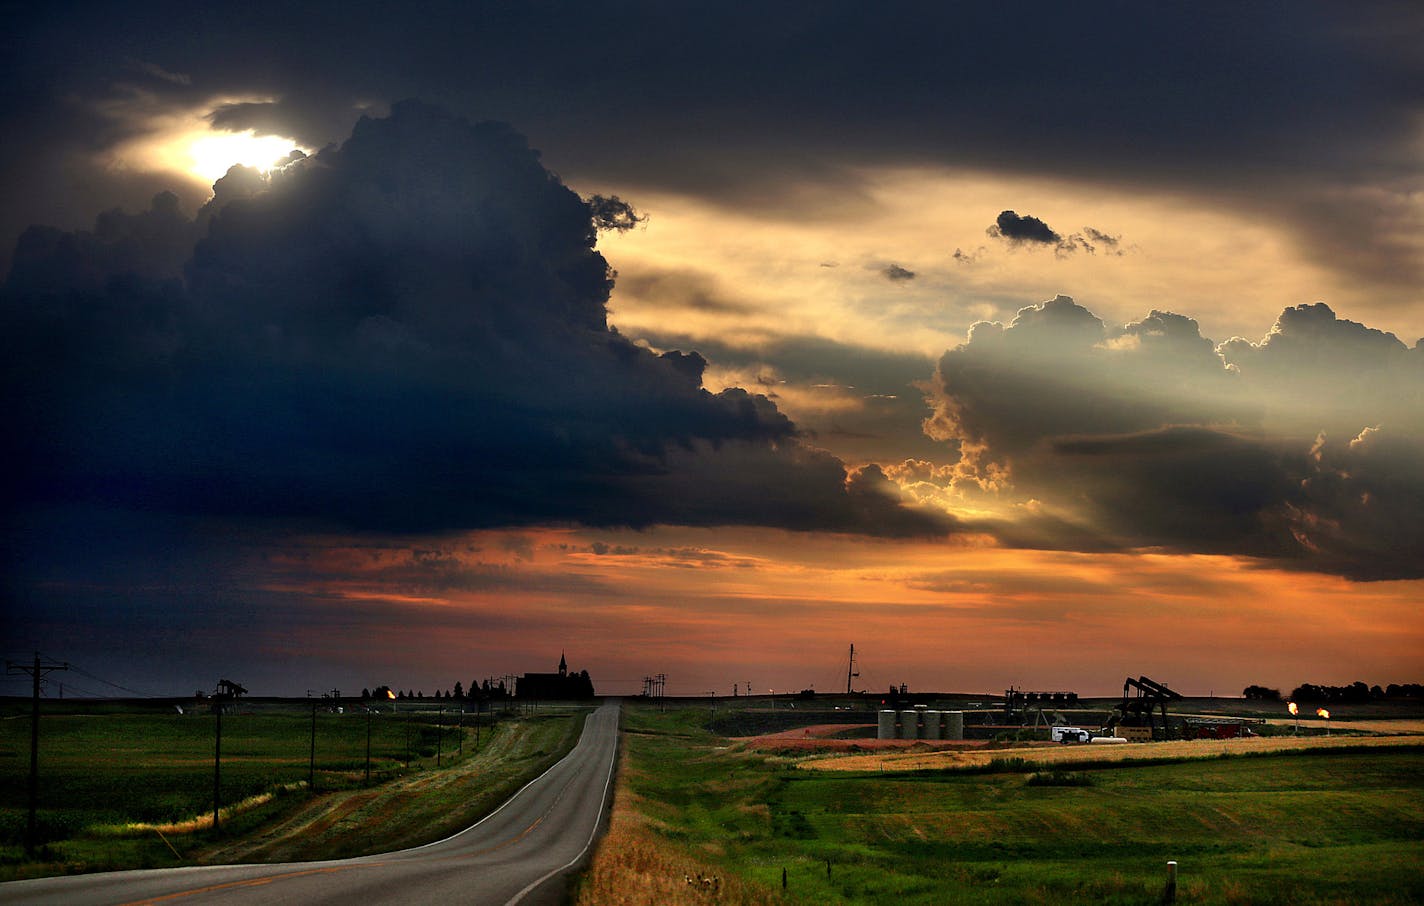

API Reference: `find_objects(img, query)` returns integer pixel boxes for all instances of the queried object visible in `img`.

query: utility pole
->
[846,643,859,695]
[307,691,318,793]
[364,707,373,784]
[213,700,222,833]
[457,706,464,757]
[7,654,68,855]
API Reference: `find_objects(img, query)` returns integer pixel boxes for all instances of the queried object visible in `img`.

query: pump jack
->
[1104,675,1182,740]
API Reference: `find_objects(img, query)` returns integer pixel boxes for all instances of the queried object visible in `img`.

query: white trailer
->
[1051,726,1091,744]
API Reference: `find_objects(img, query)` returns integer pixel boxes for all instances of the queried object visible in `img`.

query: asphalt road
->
[0,701,621,906]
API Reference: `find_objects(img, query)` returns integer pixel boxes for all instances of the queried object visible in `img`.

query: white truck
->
[1051,726,1092,744]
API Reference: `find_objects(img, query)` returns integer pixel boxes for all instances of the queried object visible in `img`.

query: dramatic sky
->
[3,2,1421,699]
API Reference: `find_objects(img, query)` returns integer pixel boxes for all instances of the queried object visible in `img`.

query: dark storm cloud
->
[922,296,1424,578]
[988,210,1061,245]
[3,2,1419,291]
[585,194,646,233]
[880,263,917,282]
[1,102,948,539]
[631,329,948,464]
[987,212,1126,257]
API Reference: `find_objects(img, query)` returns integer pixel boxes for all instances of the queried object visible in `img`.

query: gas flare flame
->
[1287,701,1298,715]
[386,689,397,700]
[1316,708,1330,719]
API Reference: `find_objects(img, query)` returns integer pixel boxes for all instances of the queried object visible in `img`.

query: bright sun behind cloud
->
[185,130,300,184]
[111,99,309,190]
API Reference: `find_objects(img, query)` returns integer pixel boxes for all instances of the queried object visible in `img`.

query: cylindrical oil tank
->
[942,710,965,740]
[877,710,896,740]
[898,710,919,740]
[1090,735,1129,744]
[921,710,942,740]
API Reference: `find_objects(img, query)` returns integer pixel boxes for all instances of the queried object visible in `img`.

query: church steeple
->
[558,651,567,677]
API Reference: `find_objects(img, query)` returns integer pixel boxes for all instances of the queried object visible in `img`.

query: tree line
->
[1243,682,1423,703]
[358,679,515,702]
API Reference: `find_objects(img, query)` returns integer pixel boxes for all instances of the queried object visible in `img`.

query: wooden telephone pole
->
[7,654,68,855]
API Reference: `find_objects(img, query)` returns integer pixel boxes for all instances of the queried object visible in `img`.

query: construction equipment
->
[1103,675,1182,741]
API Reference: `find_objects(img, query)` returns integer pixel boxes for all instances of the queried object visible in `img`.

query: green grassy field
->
[579,704,1424,905]
[0,700,586,880]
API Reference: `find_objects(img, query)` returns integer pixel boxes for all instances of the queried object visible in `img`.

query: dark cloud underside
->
[1,102,948,539]
[3,3,1420,290]
[922,296,1424,579]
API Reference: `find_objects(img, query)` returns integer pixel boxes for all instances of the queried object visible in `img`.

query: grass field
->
[0,700,587,880]
[576,704,1424,905]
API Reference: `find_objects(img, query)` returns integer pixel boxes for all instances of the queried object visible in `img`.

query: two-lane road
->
[0,700,620,906]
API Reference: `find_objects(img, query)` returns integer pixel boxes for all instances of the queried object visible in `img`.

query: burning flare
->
[1316,708,1330,719]
[387,689,397,700]
[1287,701,1299,715]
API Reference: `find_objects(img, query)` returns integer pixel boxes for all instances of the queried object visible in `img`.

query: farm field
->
[576,704,1424,905]
[0,699,587,880]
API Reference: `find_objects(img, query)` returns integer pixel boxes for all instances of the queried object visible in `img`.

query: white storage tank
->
[877,710,896,740]
[942,710,965,740]
[921,710,942,740]
[898,710,919,740]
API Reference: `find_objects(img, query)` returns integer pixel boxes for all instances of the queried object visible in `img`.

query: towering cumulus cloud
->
[922,296,1424,578]
[1,101,945,537]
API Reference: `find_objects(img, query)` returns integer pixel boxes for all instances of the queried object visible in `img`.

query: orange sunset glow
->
[3,5,1421,702]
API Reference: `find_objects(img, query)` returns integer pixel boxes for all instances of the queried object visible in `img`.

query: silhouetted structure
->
[517,652,595,700]
[212,678,248,713]
[1103,675,1182,740]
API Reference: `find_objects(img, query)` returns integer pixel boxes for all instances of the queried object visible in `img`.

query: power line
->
[65,664,163,698]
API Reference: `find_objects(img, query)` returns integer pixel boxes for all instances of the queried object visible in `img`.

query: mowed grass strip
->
[577,705,1424,906]
[198,709,585,864]
[0,704,588,880]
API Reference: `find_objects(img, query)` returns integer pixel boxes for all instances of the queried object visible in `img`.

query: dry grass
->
[92,784,306,836]
[798,732,1424,773]
[575,749,786,906]
[1264,718,1424,734]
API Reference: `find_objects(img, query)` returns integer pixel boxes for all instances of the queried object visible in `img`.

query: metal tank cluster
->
[877,705,965,740]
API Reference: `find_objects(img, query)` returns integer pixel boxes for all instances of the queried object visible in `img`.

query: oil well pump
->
[1103,675,1182,740]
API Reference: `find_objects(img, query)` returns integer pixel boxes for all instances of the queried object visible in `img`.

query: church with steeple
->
[516,652,596,700]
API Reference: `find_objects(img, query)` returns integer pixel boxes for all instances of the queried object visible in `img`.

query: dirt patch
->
[738,724,1001,755]
[798,732,1424,773]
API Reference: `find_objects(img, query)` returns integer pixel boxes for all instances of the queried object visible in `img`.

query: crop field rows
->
[575,705,1424,905]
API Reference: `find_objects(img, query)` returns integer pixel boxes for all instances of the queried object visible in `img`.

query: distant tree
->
[453,681,464,700]
[419,690,424,699]
[397,690,406,700]
[1243,685,1282,701]
[361,687,371,700]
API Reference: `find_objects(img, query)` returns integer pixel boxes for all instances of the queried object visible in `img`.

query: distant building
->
[517,652,595,700]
